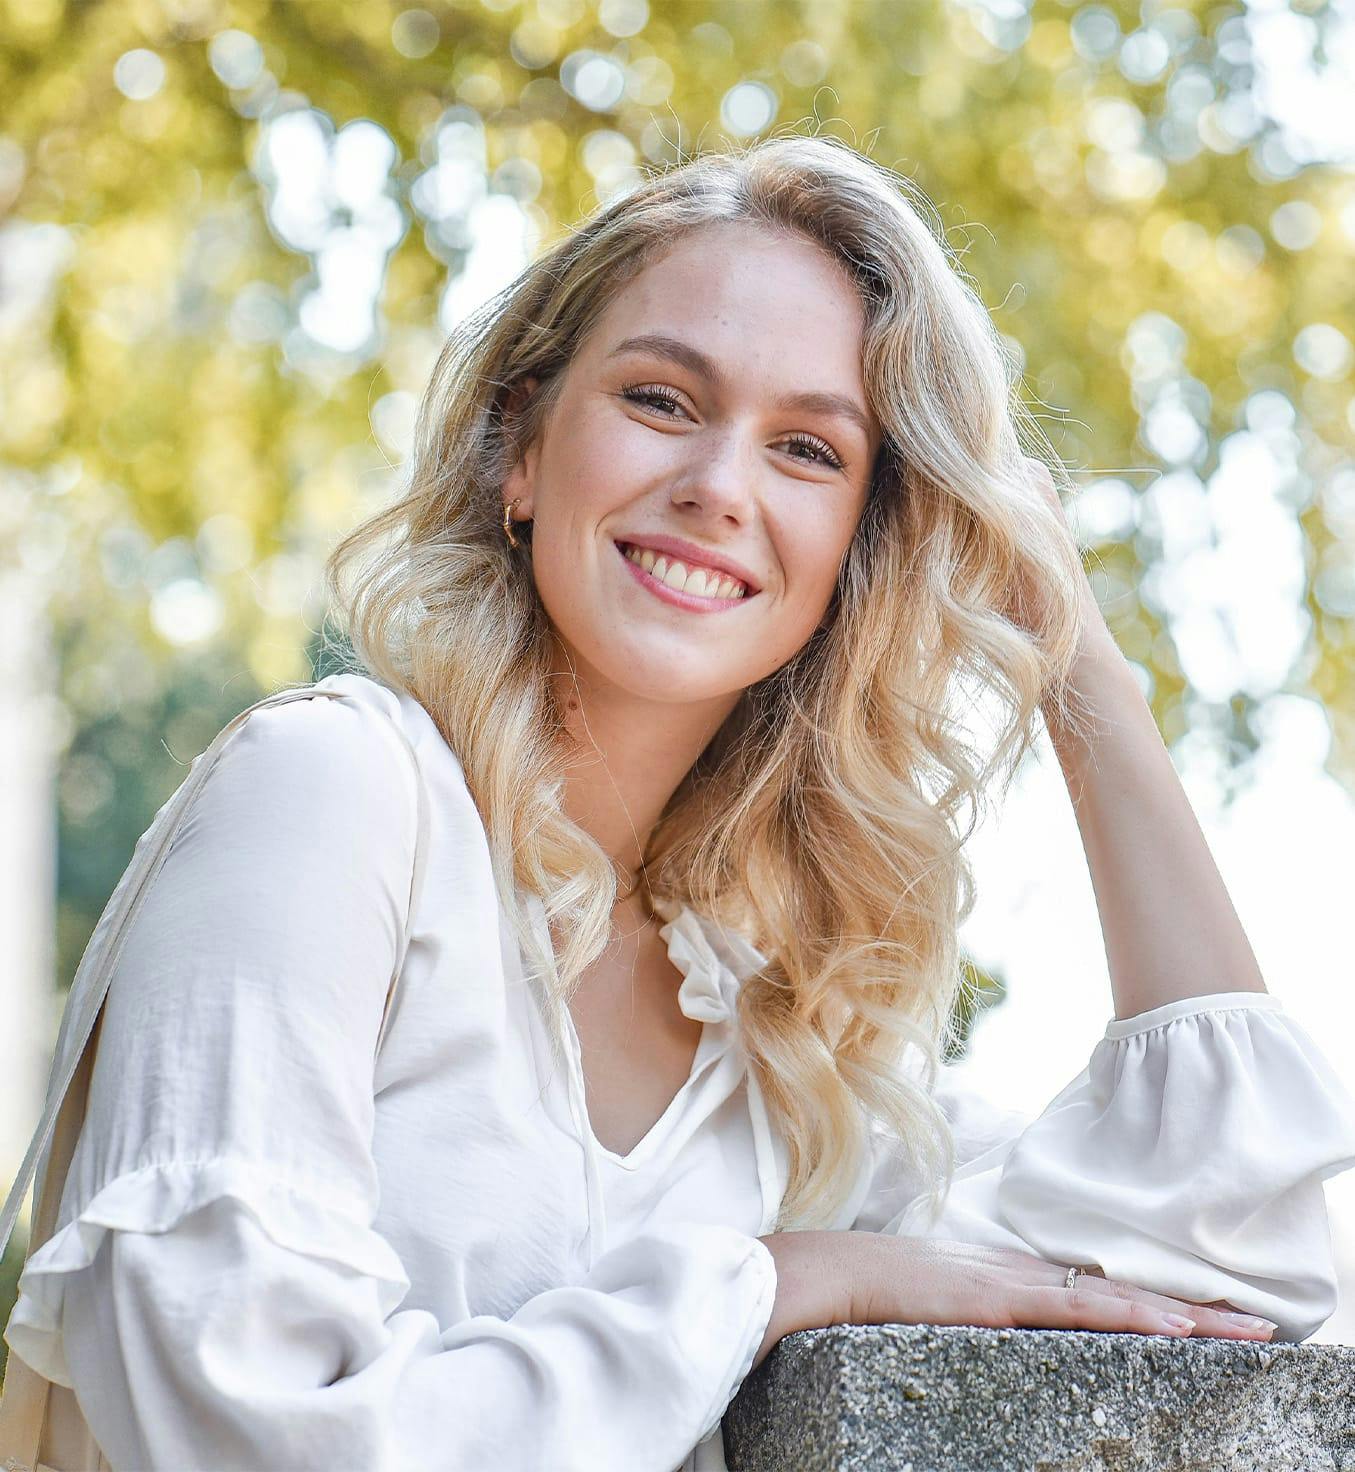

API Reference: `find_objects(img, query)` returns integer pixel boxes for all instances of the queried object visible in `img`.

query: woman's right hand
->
[843,1232,1278,1344]
[751,1230,1278,1371]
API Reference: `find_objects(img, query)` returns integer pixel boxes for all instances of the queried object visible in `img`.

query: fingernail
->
[1222,1313,1277,1331]
[1161,1314,1196,1331]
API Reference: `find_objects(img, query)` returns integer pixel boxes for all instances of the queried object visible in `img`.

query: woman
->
[5,134,1354,1472]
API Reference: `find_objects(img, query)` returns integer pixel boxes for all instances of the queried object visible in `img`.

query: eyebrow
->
[605,332,874,444]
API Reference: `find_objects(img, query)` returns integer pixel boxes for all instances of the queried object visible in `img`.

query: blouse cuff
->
[1103,988,1284,1039]
[4,1156,411,1388]
[533,1223,777,1448]
[997,994,1355,1341]
[695,1232,777,1442]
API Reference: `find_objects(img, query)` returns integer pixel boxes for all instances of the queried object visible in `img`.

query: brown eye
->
[784,433,844,471]
[620,384,845,472]
[620,384,685,415]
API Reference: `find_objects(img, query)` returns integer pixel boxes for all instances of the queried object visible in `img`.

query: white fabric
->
[5,671,1354,1472]
[853,996,1355,1335]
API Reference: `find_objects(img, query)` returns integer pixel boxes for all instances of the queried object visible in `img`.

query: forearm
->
[1042,608,1267,1020]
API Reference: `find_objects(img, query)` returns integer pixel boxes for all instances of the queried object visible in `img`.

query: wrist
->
[1042,626,1139,752]
[753,1230,854,1368]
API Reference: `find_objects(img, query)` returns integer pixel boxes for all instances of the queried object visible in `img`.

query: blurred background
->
[3,0,1354,1374]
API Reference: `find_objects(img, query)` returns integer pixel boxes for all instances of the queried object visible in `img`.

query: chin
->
[571,635,738,705]
[602,661,726,705]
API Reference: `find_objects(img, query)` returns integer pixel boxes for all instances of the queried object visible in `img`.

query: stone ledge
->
[723,1323,1355,1471]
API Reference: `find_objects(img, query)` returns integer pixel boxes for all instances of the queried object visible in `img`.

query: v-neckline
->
[558,1003,720,1169]
[521,892,730,1172]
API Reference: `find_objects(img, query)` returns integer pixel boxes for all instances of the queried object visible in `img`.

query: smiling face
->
[503,219,881,714]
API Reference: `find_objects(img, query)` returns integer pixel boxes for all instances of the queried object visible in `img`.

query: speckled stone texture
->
[722,1323,1355,1471]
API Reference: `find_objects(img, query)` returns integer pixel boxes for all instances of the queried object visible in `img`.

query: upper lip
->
[614,534,762,594]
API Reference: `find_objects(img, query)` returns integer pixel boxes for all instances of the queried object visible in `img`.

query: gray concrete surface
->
[723,1323,1355,1471]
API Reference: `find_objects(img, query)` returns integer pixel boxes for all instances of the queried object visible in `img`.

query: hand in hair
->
[1001,456,1111,673]
[998,456,1080,635]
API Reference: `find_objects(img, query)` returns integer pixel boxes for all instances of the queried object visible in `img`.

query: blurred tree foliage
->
[1,0,1353,998]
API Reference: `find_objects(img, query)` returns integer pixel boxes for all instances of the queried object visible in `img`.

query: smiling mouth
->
[614,541,754,608]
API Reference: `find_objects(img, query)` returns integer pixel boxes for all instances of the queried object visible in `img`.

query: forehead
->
[584,222,869,398]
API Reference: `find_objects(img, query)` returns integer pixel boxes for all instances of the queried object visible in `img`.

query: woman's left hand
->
[1002,456,1109,662]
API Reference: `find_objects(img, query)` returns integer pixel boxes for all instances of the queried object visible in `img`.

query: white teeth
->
[621,544,747,601]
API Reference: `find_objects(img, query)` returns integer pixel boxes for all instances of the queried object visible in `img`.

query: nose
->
[667,427,757,525]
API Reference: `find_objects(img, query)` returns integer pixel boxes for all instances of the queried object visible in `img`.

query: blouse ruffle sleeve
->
[43,1194,773,1472]
[2,690,776,1472]
[850,992,1355,1344]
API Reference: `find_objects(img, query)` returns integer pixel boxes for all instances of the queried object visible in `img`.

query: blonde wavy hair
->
[322,132,1094,1233]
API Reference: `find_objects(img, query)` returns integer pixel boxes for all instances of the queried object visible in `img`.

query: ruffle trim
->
[1103,988,1283,1040]
[653,900,769,1025]
[654,902,741,1024]
[4,1156,411,1389]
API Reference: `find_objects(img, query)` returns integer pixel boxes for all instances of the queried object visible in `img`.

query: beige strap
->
[0,1350,49,1472]
[1,682,429,1472]
[0,1022,103,1471]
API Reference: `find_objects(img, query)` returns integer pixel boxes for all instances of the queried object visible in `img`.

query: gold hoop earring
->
[503,498,522,549]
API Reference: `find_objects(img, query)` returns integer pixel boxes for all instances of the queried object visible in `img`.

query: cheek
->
[776,514,855,613]
[555,400,635,499]
[529,537,589,640]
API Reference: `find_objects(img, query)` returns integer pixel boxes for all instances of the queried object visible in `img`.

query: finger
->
[1008,1283,1202,1338]
[1068,1274,1276,1340]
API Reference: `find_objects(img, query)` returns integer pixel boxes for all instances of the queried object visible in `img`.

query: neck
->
[549,637,740,881]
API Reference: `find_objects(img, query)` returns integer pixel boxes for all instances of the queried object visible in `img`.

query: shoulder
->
[191,674,424,852]
[231,672,413,773]
[221,673,496,896]
[241,673,415,763]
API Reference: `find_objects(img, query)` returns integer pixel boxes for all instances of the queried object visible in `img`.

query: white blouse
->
[6,671,1355,1472]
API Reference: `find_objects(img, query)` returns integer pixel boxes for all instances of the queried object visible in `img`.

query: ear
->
[501,374,542,519]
